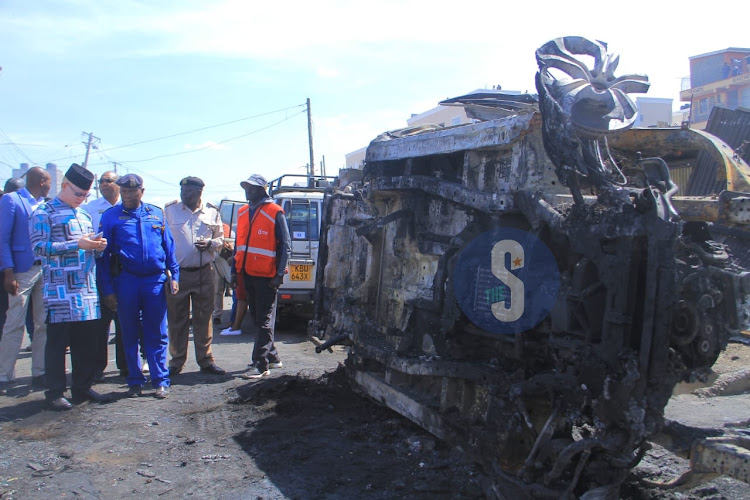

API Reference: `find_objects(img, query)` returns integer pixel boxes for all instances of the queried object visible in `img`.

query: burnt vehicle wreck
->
[310,37,750,498]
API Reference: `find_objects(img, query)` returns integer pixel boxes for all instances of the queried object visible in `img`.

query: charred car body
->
[311,37,750,497]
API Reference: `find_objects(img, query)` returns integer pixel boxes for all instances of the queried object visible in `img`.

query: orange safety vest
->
[235,202,284,277]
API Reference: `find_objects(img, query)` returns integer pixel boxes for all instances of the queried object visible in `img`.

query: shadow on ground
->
[0,396,49,422]
[231,367,486,499]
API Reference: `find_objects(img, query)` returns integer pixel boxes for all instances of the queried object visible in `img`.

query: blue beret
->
[116,173,143,188]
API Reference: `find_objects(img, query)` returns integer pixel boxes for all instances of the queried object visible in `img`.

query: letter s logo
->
[454,228,558,335]
[490,240,524,322]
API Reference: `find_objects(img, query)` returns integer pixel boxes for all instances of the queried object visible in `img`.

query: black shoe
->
[168,366,182,376]
[72,388,113,404]
[127,385,142,398]
[200,363,226,375]
[119,370,129,378]
[49,397,72,411]
[93,372,106,383]
[32,375,46,390]
[0,382,7,396]
[213,317,221,325]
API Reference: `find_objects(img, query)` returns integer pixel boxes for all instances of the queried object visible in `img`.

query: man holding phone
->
[30,164,110,410]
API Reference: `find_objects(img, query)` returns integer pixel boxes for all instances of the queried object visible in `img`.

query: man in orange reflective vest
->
[235,174,291,380]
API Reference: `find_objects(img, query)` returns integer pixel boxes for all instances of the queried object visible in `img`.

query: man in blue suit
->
[0,167,52,395]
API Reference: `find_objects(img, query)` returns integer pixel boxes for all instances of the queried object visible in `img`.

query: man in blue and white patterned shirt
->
[30,164,111,410]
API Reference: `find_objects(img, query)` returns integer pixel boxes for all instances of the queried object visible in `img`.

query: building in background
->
[9,163,64,197]
[680,47,750,129]
[345,146,367,170]
[406,97,476,128]
[634,97,673,127]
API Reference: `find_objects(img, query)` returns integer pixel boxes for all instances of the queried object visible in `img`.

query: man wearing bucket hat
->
[30,164,111,409]
[235,174,290,380]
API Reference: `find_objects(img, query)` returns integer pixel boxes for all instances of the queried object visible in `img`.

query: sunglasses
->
[100,178,116,184]
[67,184,88,198]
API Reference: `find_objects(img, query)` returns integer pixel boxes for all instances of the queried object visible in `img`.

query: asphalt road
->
[1,299,749,499]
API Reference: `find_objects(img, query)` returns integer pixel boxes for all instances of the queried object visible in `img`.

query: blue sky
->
[1,0,746,206]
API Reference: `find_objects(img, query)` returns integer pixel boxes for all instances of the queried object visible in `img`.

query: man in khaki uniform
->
[165,177,225,375]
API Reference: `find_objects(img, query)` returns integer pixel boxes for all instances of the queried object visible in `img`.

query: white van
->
[218,174,336,319]
[270,174,335,318]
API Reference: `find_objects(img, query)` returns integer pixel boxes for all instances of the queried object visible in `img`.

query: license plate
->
[290,264,311,281]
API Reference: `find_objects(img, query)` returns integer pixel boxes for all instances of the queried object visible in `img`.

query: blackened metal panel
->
[685,107,750,195]
[706,107,750,164]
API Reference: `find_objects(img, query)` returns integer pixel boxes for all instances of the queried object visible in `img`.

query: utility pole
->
[307,98,315,180]
[81,131,100,169]
[81,131,100,197]
[109,161,119,174]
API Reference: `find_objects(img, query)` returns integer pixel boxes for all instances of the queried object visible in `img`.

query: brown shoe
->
[200,363,226,375]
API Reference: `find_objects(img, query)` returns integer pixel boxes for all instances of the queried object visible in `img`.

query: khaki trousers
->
[0,266,47,381]
[212,267,224,320]
[167,263,216,370]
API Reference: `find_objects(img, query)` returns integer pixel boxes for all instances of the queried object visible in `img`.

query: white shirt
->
[82,196,118,231]
[164,200,224,268]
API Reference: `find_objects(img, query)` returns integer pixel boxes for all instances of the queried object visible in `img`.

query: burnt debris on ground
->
[232,366,487,499]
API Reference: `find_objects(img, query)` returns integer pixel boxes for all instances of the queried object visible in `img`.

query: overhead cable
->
[43,103,306,164]
[121,109,306,163]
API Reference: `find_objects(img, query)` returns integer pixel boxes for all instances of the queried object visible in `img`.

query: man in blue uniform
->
[97,174,179,399]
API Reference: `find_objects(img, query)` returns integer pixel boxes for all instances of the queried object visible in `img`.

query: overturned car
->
[311,37,750,497]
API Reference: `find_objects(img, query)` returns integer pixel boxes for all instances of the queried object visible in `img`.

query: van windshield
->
[285,201,319,240]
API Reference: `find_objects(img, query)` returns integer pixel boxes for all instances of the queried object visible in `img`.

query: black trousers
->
[45,320,99,400]
[243,274,280,371]
[94,304,125,373]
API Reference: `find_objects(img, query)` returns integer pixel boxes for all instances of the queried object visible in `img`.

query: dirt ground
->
[0,306,485,500]
[1,304,749,499]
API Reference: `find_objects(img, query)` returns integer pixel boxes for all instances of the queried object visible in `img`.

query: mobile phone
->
[92,232,104,239]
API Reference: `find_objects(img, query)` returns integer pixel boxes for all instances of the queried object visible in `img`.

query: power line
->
[94,149,177,187]
[28,104,306,190]
[42,103,306,164]
[121,109,306,164]
[0,128,35,164]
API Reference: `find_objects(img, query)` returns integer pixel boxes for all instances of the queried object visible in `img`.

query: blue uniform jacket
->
[97,202,180,296]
